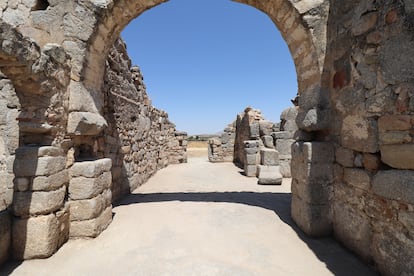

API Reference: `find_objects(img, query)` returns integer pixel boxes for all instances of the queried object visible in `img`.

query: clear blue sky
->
[121,0,297,135]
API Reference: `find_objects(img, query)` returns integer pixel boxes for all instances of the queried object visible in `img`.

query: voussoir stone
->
[70,158,112,178]
[69,171,111,200]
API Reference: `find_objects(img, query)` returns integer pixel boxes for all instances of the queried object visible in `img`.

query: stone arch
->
[79,0,329,133]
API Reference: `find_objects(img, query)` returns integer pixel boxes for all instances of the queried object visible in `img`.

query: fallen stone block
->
[257,165,282,185]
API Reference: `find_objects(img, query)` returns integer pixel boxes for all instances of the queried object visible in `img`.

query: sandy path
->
[2,156,376,276]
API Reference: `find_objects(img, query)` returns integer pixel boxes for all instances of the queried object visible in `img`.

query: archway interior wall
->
[324,0,414,274]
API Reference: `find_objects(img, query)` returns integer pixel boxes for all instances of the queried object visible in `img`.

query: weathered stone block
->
[341,115,378,153]
[380,144,414,169]
[69,171,111,200]
[69,194,105,221]
[257,165,282,185]
[56,206,70,249]
[279,159,291,178]
[362,153,381,172]
[249,122,260,138]
[292,142,335,164]
[244,140,260,148]
[291,177,332,205]
[261,135,274,149]
[244,164,257,177]
[15,146,64,159]
[12,214,59,259]
[291,195,332,237]
[373,170,414,204]
[70,158,112,178]
[102,188,112,207]
[13,156,66,177]
[271,131,294,140]
[335,147,354,167]
[0,211,10,265]
[372,224,414,276]
[379,131,411,145]
[343,168,371,191]
[260,148,279,166]
[12,186,66,216]
[259,120,274,136]
[69,206,112,238]
[378,115,412,131]
[276,139,295,157]
[333,201,372,262]
[245,153,259,166]
[399,211,414,236]
[67,111,107,136]
[32,169,69,191]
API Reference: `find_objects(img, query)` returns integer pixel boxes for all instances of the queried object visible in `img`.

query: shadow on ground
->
[116,191,378,276]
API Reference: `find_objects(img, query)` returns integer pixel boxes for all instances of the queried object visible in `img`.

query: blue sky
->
[122,0,297,135]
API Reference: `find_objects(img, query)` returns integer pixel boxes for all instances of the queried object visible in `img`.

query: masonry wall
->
[291,1,414,275]
[99,38,187,202]
[329,1,414,274]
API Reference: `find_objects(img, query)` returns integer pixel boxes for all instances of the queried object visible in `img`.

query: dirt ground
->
[2,154,377,276]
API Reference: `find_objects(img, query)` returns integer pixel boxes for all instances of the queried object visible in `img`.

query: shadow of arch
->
[115,191,377,276]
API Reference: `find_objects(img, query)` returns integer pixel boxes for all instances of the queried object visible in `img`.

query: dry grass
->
[187,141,208,149]
[187,141,208,158]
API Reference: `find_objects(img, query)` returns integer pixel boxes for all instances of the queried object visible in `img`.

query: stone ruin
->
[0,0,414,274]
[208,106,298,184]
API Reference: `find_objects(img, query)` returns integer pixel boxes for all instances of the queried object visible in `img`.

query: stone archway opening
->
[79,0,330,236]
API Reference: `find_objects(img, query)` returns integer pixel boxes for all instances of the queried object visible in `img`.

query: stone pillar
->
[244,140,260,177]
[11,146,69,259]
[291,142,334,237]
[68,158,113,238]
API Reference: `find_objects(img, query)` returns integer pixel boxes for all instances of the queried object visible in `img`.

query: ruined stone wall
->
[100,38,187,202]
[292,1,414,275]
[209,106,298,180]
[208,121,236,163]
[328,1,414,274]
